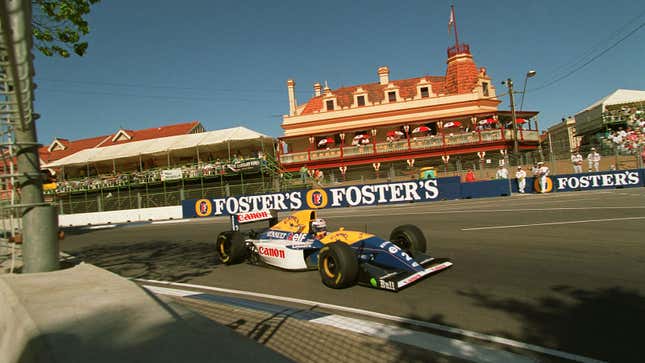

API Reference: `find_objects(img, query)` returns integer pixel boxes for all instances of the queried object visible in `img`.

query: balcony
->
[279,129,539,165]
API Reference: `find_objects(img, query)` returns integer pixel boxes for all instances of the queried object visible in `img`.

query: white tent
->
[44,126,273,168]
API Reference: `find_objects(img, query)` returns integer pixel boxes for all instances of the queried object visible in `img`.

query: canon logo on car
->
[237,210,271,223]
[258,246,285,259]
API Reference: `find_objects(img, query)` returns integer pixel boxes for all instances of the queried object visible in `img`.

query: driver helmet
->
[311,218,327,236]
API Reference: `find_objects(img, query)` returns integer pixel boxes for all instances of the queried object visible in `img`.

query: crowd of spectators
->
[48,155,268,194]
[602,107,644,154]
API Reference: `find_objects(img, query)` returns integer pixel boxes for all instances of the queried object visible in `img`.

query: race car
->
[215,209,452,291]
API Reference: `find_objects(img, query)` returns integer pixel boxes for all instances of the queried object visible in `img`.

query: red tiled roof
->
[39,121,202,163]
[300,76,446,115]
[298,47,482,116]
[40,135,109,164]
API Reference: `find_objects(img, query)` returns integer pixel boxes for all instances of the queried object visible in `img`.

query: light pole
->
[519,70,536,111]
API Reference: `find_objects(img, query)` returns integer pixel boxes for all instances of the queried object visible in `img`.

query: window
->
[357,95,365,107]
[326,100,334,111]
[420,87,429,98]
[388,91,396,102]
[482,82,489,97]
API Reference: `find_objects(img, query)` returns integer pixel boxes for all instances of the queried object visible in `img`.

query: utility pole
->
[503,78,519,163]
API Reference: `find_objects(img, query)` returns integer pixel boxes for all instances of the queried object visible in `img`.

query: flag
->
[448,6,455,34]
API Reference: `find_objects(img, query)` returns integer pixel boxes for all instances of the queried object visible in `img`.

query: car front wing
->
[358,256,453,292]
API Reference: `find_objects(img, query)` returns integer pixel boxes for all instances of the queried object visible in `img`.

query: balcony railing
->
[279,130,539,165]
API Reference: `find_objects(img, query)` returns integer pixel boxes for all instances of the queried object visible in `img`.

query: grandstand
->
[34,126,283,214]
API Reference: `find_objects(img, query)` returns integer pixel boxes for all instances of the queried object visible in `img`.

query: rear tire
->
[389,225,427,255]
[216,231,248,265]
[318,242,358,289]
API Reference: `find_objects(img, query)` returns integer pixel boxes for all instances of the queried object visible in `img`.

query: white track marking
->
[150,219,192,225]
[138,280,605,363]
[308,315,534,363]
[461,216,645,231]
[146,285,533,362]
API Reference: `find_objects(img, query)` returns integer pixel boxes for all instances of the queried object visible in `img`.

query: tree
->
[32,0,101,57]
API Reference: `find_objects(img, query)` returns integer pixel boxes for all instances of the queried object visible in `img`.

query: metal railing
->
[280,130,539,164]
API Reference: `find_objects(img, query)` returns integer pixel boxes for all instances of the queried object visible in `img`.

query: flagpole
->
[451,5,459,48]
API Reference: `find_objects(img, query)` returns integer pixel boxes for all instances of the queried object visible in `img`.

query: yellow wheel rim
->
[323,256,335,278]
[219,239,230,262]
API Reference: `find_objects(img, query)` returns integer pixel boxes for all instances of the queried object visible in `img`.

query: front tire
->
[318,242,358,289]
[389,224,427,255]
[216,231,248,265]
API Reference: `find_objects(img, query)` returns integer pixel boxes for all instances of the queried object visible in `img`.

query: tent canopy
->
[44,126,273,168]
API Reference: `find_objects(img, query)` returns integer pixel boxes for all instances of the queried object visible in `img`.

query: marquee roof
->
[579,89,645,113]
[39,121,202,164]
[44,126,272,168]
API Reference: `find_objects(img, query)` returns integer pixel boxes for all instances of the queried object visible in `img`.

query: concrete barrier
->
[0,264,290,363]
[59,206,182,227]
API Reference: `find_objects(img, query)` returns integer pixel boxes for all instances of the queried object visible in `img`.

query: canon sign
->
[237,210,272,223]
[555,171,641,191]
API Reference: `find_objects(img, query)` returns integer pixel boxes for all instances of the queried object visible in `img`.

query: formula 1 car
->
[215,209,452,291]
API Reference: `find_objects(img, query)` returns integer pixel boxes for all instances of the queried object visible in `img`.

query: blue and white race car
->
[216,209,452,291]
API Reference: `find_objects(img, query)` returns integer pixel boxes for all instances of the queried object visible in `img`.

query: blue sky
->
[33,0,645,144]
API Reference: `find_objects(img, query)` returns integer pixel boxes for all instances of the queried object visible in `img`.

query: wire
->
[35,87,286,104]
[544,9,645,81]
[36,77,313,95]
[529,20,645,93]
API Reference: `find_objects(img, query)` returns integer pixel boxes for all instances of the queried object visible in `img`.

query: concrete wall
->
[58,206,182,227]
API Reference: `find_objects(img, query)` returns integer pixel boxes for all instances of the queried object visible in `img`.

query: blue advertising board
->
[510,169,644,193]
[461,179,510,198]
[182,169,644,218]
[183,177,462,217]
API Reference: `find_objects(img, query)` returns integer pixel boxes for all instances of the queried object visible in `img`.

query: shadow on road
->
[458,285,645,362]
[66,240,219,282]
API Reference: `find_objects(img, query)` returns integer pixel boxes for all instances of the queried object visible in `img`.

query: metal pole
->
[507,78,519,157]
[519,77,528,112]
[536,115,544,161]
[548,132,557,175]
[1,0,58,272]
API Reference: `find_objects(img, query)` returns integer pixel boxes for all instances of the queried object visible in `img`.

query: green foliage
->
[32,0,101,57]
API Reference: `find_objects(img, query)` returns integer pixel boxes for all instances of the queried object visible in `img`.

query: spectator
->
[495,165,508,179]
[314,169,324,184]
[571,150,583,173]
[515,166,526,193]
[464,169,476,182]
[587,147,601,172]
[536,162,550,193]
[299,165,308,183]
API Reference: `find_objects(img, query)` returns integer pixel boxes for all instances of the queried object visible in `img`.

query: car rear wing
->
[231,210,278,231]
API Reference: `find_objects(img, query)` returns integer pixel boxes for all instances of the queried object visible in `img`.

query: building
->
[277,42,539,176]
[547,116,581,156]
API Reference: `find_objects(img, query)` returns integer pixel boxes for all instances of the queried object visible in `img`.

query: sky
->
[33,0,645,145]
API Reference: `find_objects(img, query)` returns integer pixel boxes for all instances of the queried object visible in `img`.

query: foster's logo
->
[306,189,328,209]
[194,199,212,217]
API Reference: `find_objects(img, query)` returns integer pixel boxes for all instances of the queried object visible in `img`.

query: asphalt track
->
[61,188,645,362]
